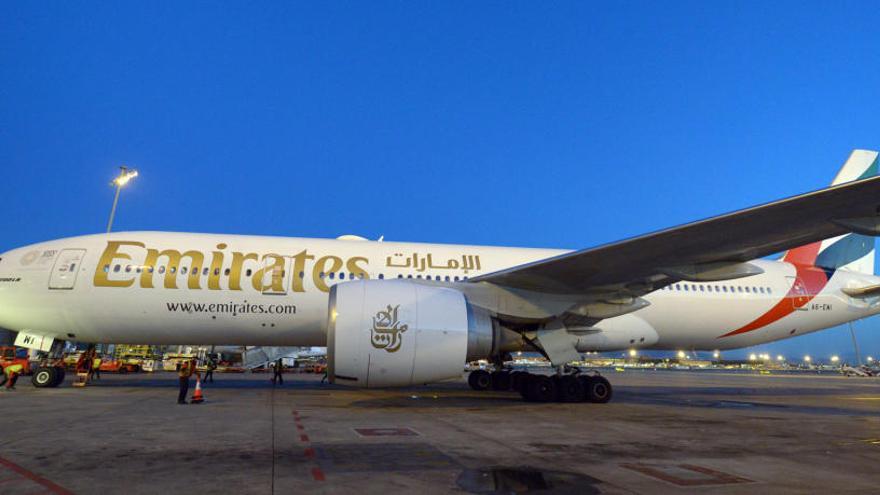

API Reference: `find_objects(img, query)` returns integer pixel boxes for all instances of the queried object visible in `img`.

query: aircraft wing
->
[471,176,880,295]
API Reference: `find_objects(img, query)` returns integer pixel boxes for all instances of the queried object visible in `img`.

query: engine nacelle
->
[327,280,493,387]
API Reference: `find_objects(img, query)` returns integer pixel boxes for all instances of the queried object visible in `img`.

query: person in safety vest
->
[1,363,24,390]
[91,355,102,380]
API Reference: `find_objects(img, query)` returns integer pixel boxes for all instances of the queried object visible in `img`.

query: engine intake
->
[327,280,494,387]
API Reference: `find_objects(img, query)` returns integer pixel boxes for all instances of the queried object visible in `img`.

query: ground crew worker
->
[204,355,217,383]
[272,358,284,385]
[78,348,95,383]
[91,354,102,380]
[1,363,24,390]
[177,358,198,404]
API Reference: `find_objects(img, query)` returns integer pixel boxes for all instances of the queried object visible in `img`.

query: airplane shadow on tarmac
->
[68,375,876,417]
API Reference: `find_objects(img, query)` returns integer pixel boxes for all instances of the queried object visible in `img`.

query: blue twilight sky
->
[2,2,880,362]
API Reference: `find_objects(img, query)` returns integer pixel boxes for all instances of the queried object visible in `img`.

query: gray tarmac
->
[0,369,879,494]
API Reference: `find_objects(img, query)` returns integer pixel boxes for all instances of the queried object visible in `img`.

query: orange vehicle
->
[0,346,32,375]
[98,359,141,373]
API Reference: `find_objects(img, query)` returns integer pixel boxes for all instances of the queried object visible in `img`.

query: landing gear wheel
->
[557,375,584,403]
[32,367,58,388]
[583,376,613,403]
[491,371,511,391]
[468,370,492,391]
[522,374,557,402]
[51,367,66,387]
[510,371,527,392]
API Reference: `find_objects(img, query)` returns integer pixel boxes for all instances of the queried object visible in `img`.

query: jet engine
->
[327,280,498,387]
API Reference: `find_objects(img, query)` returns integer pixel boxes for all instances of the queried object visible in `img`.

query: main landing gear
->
[468,369,613,403]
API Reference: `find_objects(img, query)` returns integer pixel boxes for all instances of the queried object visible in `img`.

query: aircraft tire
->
[491,371,511,391]
[522,374,557,402]
[510,371,526,392]
[468,370,492,391]
[32,367,58,388]
[556,375,584,403]
[583,376,613,403]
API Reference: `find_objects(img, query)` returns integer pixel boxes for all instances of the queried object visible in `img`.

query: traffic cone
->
[190,378,205,404]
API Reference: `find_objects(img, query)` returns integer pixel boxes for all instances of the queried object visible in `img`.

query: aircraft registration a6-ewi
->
[3,150,880,403]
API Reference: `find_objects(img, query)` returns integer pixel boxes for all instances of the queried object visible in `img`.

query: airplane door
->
[260,257,288,295]
[786,276,809,311]
[49,249,87,290]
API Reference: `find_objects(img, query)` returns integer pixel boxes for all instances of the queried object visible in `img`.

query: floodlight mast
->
[106,166,138,233]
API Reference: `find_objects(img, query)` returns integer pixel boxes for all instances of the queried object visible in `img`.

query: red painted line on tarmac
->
[0,456,75,495]
[293,408,324,482]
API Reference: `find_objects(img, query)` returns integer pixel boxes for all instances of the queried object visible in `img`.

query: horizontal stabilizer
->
[841,284,880,298]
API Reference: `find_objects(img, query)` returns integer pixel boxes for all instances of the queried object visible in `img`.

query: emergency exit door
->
[260,257,288,295]
[49,249,87,290]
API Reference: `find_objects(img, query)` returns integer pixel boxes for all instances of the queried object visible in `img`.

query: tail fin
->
[782,149,878,274]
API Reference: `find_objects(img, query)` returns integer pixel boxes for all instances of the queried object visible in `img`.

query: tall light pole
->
[107,166,138,233]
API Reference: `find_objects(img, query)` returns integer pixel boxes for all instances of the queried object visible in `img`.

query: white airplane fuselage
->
[1,232,878,353]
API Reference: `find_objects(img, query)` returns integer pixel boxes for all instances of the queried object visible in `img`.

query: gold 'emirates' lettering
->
[252,254,286,292]
[93,241,371,293]
[208,243,226,290]
[312,255,343,292]
[291,250,314,293]
[142,248,204,289]
[94,241,143,287]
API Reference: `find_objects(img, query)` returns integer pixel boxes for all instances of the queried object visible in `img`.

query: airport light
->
[830,355,840,363]
[748,353,757,361]
[712,351,720,359]
[868,356,874,363]
[629,349,638,358]
[677,350,686,359]
[107,166,139,233]
[776,355,784,362]
[804,355,811,363]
